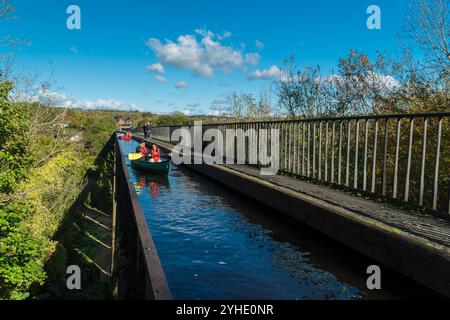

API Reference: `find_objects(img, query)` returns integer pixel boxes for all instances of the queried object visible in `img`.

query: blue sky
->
[2,0,409,114]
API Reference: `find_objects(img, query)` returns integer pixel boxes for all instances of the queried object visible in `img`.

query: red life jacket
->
[151,148,160,162]
[139,146,148,156]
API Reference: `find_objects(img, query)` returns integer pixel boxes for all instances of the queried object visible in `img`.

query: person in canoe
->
[136,142,148,157]
[150,144,161,163]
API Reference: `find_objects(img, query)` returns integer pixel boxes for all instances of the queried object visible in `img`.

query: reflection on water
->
[118,138,438,300]
[134,172,170,199]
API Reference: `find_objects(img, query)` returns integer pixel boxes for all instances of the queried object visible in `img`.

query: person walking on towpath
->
[143,123,149,139]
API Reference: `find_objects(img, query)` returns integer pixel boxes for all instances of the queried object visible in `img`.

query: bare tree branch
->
[0,0,15,19]
[403,0,450,80]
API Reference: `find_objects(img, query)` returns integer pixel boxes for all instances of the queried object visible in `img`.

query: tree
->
[294,65,330,117]
[275,55,298,118]
[399,0,450,110]
[275,55,332,118]
[329,50,395,115]
[403,0,450,82]
[225,91,275,120]
[0,0,26,55]
[255,90,274,120]
[377,49,449,114]
[0,81,32,194]
[372,0,450,115]
[226,92,246,119]
[0,1,14,21]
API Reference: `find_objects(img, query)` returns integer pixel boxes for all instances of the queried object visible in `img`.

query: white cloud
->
[245,53,260,67]
[179,102,200,115]
[324,72,400,90]
[21,90,141,111]
[247,65,281,80]
[368,72,399,89]
[217,31,233,40]
[146,63,165,74]
[147,35,210,76]
[175,81,188,89]
[155,75,167,83]
[146,29,259,77]
[209,99,228,116]
[69,46,78,54]
[180,109,192,115]
[255,40,264,50]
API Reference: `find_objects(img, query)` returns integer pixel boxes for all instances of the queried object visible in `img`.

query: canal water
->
[119,138,438,300]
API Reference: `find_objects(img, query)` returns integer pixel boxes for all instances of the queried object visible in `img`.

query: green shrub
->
[0,81,32,194]
[0,150,91,299]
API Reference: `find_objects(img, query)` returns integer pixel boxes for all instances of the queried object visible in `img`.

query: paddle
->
[128,153,143,161]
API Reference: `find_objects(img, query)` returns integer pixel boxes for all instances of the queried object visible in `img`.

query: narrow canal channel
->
[119,138,438,300]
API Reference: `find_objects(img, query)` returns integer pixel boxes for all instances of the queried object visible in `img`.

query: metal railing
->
[148,112,450,214]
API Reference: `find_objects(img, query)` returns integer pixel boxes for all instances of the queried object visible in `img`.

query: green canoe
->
[131,157,171,174]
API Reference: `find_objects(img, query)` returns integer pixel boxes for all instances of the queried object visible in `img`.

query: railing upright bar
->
[244,123,247,162]
[246,123,249,163]
[297,123,301,175]
[306,122,311,177]
[382,119,389,196]
[258,122,262,165]
[404,118,414,202]
[288,123,292,172]
[241,123,244,163]
[448,183,450,214]
[313,122,316,178]
[331,121,335,183]
[354,119,360,189]
[292,123,298,174]
[242,123,246,164]
[250,123,253,164]
[278,123,282,170]
[292,122,295,173]
[433,118,443,210]
[419,118,428,206]
[371,119,379,193]
[363,120,370,191]
[250,123,254,164]
[250,123,253,163]
[302,122,306,176]
[346,120,351,187]
[393,119,401,199]
[292,123,295,173]
[325,121,329,182]
[239,123,242,163]
[295,122,299,174]
[285,123,289,171]
[338,121,343,185]
[319,121,323,181]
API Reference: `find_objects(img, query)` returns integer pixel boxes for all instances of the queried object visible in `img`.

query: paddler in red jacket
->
[150,144,160,163]
[138,142,148,156]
